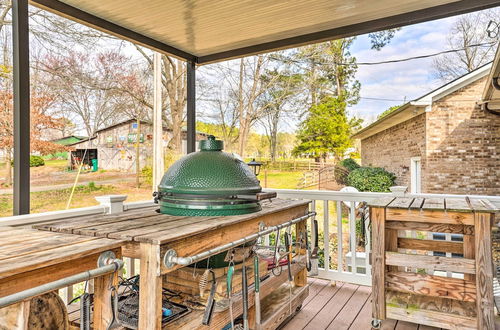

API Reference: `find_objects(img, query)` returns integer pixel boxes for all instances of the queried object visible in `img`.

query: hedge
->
[346,166,396,192]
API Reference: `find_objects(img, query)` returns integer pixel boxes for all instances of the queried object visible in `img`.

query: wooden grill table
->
[0,227,123,330]
[35,198,311,329]
[369,197,498,330]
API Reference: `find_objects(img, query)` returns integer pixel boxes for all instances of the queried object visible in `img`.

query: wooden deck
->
[282,278,442,330]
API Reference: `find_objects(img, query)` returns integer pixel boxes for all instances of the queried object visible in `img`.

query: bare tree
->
[433,9,500,82]
[40,51,137,137]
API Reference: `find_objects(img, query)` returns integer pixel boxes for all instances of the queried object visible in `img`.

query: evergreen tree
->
[293,96,352,161]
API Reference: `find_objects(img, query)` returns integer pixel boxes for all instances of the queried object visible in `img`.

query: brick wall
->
[360,113,426,187]
[425,76,500,195]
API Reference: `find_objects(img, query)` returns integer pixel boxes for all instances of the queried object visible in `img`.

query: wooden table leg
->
[474,212,494,329]
[139,243,162,330]
[94,271,119,330]
[294,219,308,287]
[371,207,386,321]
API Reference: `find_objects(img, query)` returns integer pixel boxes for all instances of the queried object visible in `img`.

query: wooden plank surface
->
[468,198,498,213]
[386,209,474,225]
[325,285,371,329]
[283,282,342,329]
[386,289,477,318]
[421,198,445,211]
[397,237,463,254]
[300,283,358,330]
[158,205,309,274]
[385,221,474,235]
[139,200,309,244]
[385,252,475,274]
[445,198,471,212]
[386,306,476,329]
[474,212,495,330]
[368,197,395,208]
[371,207,386,320]
[386,271,476,302]
[0,229,123,278]
[388,198,414,209]
[33,206,159,233]
[409,198,425,210]
[34,199,310,245]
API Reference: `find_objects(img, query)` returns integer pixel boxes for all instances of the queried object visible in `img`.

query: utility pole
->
[135,118,141,188]
[152,52,164,190]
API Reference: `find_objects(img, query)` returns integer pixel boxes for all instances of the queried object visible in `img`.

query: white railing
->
[272,188,500,286]
[2,190,499,302]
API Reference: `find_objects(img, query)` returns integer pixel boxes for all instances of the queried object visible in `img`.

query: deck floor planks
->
[348,294,372,329]
[302,282,358,329]
[283,281,343,329]
[325,285,371,329]
[284,279,443,330]
[395,321,419,329]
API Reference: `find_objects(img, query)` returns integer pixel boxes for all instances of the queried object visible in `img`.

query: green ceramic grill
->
[155,136,273,216]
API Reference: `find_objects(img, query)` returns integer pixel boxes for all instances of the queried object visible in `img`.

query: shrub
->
[29,155,45,167]
[141,166,153,185]
[346,167,396,192]
[339,158,360,172]
[334,158,360,185]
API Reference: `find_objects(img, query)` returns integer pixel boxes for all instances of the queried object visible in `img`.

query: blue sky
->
[349,16,456,123]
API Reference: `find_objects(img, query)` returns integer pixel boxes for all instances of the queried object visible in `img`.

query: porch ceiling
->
[30,0,500,64]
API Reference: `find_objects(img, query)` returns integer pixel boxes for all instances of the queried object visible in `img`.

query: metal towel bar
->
[163,212,315,268]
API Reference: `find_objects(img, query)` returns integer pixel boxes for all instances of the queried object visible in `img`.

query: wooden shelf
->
[167,261,307,329]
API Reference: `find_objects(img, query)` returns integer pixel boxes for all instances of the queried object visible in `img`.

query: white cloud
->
[349,17,455,119]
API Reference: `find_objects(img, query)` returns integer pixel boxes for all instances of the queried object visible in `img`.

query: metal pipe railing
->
[0,258,124,308]
[163,212,315,268]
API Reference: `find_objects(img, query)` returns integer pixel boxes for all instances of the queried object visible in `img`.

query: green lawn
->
[261,170,304,189]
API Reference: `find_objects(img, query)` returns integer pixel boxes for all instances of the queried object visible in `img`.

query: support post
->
[12,0,30,215]
[186,60,196,153]
[152,52,164,190]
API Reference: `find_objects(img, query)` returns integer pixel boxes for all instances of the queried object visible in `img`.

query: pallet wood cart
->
[36,198,311,329]
[369,197,498,330]
[0,228,123,330]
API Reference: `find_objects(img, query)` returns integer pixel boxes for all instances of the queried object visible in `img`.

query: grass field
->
[0,169,308,216]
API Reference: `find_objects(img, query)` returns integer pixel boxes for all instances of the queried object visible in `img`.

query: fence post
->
[95,195,128,214]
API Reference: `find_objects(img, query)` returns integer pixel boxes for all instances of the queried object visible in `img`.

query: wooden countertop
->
[368,196,498,213]
[34,199,310,245]
[0,228,123,280]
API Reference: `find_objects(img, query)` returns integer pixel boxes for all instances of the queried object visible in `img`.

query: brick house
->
[352,61,500,196]
[68,119,207,171]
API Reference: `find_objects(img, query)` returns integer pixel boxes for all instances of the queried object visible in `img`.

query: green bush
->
[141,166,153,185]
[346,167,396,192]
[334,158,360,185]
[339,158,360,172]
[29,156,45,167]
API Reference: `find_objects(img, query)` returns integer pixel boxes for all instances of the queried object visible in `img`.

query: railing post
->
[95,195,127,214]
[323,200,330,271]
[336,201,343,273]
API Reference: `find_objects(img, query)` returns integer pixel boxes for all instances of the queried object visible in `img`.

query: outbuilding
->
[68,119,207,171]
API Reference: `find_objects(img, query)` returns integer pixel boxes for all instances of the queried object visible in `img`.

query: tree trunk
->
[135,118,141,188]
[5,150,11,186]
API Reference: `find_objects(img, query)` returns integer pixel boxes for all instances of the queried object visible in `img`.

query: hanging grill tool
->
[309,219,319,276]
[242,264,249,330]
[227,257,235,329]
[201,270,217,325]
[254,255,261,330]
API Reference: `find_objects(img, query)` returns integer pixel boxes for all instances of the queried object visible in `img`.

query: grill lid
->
[156,136,263,216]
